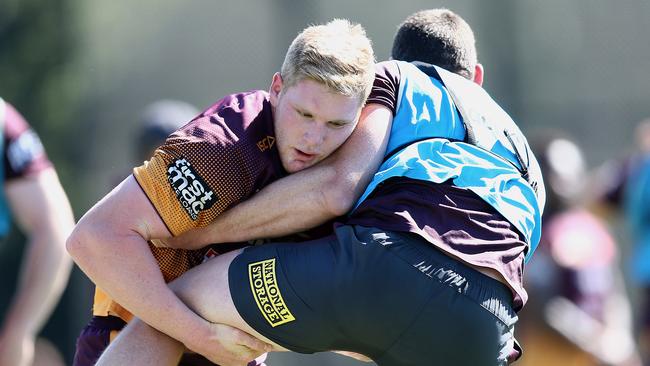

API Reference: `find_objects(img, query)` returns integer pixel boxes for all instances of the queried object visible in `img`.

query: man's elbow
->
[323,180,359,217]
[65,223,93,265]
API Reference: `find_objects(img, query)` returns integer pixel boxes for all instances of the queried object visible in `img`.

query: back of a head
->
[280,19,376,103]
[634,118,650,153]
[391,8,477,79]
[135,99,199,162]
[530,130,586,215]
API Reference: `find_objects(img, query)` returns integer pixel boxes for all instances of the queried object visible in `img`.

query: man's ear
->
[473,63,484,86]
[269,72,283,106]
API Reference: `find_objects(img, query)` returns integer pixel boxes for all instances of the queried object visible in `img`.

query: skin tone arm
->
[161,104,393,249]
[98,249,287,366]
[0,168,75,366]
[66,176,272,365]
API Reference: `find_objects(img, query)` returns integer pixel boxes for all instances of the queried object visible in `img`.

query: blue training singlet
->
[354,61,545,261]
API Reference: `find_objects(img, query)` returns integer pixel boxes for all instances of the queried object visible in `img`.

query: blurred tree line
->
[0,0,90,363]
[0,0,83,178]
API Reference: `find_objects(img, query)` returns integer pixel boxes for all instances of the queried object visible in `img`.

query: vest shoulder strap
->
[412,62,533,184]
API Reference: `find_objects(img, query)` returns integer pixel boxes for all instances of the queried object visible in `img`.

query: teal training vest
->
[355,61,545,261]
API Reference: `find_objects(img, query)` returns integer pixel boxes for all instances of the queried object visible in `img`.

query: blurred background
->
[1,0,649,365]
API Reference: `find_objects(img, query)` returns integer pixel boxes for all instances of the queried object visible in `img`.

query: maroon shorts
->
[73,315,267,366]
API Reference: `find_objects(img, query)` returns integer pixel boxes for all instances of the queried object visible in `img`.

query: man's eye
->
[298,110,312,118]
[329,121,346,128]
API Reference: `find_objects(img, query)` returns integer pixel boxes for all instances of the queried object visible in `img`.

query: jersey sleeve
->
[133,115,259,236]
[3,101,53,180]
[366,60,401,116]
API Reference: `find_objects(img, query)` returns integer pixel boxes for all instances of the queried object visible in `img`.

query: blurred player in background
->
[587,119,650,218]
[621,120,650,364]
[133,100,200,165]
[68,19,376,366]
[519,131,641,366]
[0,98,75,366]
[587,118,650,364]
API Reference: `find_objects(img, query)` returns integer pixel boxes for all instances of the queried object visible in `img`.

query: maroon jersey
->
[95,90,289,320]
[1,100,52,180]
[134,90,286,236]
[0,99,53,238]
[346,62,529,309]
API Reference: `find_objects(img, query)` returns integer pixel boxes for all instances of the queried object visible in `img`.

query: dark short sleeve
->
[366,60,401,116]
[3,101,53,180]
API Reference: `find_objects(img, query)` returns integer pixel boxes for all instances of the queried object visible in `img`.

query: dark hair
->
[135,100,199,162]
[528,129,585,216]
[391,9,477,79]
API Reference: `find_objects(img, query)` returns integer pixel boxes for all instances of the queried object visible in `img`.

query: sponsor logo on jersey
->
[256,136,275,152]
[248,258,295,327]
[167,158,217,220]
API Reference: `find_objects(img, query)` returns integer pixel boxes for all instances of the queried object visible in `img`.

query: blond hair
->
[280,19,375,103]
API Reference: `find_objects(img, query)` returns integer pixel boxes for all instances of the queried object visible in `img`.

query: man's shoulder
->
[175,90,273,145]
[0,100,52,179]
[199,90,271,121]
[2,99,33,138]
[375,60,402,80]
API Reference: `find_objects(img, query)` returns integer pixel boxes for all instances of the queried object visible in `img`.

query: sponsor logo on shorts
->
[248,258,295,327]
[167,158,217,220]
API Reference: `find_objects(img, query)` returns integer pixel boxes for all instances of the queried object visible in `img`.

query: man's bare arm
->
[66,176,269,362]
[0,169,75,366]
[164,104,392,249]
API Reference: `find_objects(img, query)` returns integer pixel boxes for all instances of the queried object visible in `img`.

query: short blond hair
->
[280,19,375,104]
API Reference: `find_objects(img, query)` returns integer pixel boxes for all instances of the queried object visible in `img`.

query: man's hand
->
[185,322,272,366]
[0,332,35,366]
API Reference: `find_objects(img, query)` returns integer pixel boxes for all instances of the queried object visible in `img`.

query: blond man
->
[68,19,376,366]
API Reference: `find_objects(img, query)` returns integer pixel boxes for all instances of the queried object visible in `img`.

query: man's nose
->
[302,123,325,147]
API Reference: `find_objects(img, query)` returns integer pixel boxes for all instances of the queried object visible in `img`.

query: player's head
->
[530,130,586,216]
[391,9,483,84]
[134,100,199,163]
[279,19,375,103]
[271,19,375,173]
[634,118,650,154]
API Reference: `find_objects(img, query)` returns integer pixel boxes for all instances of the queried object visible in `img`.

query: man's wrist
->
[177,315,213,353]
[204,220,229,244]
[0,319,36,339]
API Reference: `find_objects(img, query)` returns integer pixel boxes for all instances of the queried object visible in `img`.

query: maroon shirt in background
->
[346,61,529,310]
[2,100,52,180]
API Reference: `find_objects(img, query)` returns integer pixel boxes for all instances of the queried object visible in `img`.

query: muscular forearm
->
[1,169,75,337]
[1,232,71,337]
[67,226,211,348]
[187,164,340,245]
